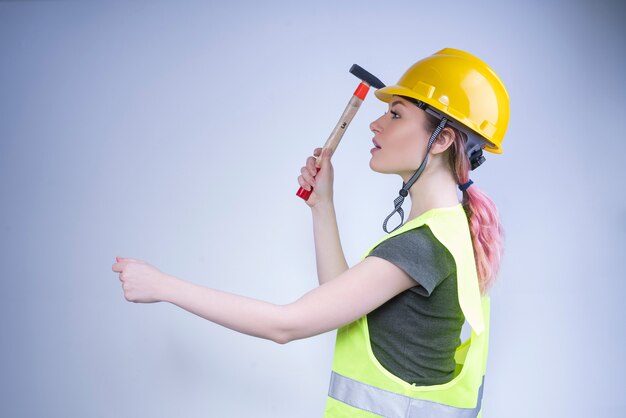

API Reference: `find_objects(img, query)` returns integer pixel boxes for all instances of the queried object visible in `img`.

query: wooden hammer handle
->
[296,82,369,201]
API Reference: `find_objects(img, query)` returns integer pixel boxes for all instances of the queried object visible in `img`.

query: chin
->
[369,158,393,174]
[369,158,381,172]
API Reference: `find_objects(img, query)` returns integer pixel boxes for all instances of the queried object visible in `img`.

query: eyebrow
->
[389,100,407,108]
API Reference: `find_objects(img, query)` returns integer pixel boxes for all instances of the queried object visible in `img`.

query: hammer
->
[296,64,385,201]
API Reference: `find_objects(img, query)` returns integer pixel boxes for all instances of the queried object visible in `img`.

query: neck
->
[403,162,460,221]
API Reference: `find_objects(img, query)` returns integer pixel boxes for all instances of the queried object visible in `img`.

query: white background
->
[1,0,625,416]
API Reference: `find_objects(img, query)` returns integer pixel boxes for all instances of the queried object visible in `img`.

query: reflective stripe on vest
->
[328,371,484,418]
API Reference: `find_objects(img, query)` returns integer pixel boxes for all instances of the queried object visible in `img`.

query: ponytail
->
[425,113,505,294]
[450,130,504,294]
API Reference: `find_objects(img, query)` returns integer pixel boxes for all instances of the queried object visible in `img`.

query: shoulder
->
[367,225,455,296]
[370,225,449,259]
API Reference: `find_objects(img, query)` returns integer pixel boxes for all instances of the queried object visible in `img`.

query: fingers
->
[112,260,127,273]
[112,256,145,273]
[301,165,317,184]
[297,148,331,193]
[305,155,318,176]
[116,256,144,263]
[298,148,322,191]
[298,175,315,192]
[297,174,311,191]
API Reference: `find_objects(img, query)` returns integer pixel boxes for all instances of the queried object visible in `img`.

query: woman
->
[113,48,509,417]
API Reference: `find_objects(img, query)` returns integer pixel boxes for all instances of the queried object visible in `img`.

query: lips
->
[372,138,381,149]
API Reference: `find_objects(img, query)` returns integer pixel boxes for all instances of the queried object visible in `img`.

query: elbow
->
[268,305,302,345]
[271,331,293,345]
[268,321,295,345]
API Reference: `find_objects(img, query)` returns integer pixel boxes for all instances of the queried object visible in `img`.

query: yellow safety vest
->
[324,204,490,417]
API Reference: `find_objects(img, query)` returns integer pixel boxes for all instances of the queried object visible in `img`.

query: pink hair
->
[426,114,505,294]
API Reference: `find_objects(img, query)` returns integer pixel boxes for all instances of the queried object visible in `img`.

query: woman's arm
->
[298,148,349,284]
[311,200,349,285]
[113,254,415,343]
[158,256,415,344]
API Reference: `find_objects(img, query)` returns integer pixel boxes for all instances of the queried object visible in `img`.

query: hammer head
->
[349,64,385,89]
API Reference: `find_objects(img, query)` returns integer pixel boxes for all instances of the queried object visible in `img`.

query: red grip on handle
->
[296,167,320,201]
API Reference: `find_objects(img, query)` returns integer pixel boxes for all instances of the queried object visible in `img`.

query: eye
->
[390,110,400,119]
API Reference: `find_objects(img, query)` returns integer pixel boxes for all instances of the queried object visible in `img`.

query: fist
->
[112,256,169,303]
[297,147,334,207]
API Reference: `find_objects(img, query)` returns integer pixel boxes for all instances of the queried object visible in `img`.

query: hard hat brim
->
[374,85,419,103]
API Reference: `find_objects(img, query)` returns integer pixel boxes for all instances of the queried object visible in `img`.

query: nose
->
[370,114,384,134]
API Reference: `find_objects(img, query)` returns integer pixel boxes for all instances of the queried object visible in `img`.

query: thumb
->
[320,148,332,168]
[117,256,144,263]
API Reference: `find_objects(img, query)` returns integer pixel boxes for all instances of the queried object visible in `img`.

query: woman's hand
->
[297,147,334,207]
[112,256,172,303]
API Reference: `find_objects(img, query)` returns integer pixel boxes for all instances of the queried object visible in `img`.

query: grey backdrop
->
[1,0,625,417]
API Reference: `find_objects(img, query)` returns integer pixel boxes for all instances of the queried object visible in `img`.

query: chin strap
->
[382,117,448,233]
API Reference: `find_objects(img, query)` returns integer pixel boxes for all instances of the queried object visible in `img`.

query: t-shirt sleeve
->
[366,225,455,297]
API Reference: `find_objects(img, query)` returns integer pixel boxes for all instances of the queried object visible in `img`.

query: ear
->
[429,127,455,155]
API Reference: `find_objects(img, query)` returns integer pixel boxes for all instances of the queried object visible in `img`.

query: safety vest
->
[324,204,490,417]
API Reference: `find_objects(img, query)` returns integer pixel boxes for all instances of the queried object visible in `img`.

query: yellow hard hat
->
[375,48,509,154]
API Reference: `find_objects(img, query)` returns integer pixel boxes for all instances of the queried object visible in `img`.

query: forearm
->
[311,201,349,285]
[160,275,290,344]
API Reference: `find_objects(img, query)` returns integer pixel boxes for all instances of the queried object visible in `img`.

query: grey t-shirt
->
[366,225,465,386]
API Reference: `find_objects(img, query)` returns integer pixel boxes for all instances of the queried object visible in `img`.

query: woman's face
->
[369,96,431,176]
